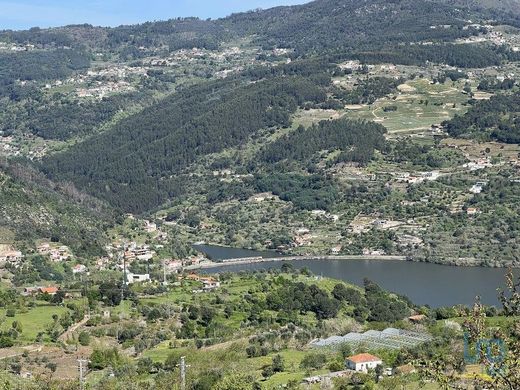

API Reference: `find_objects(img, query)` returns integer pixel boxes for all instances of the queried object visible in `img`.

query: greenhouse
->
[311,328,432,350]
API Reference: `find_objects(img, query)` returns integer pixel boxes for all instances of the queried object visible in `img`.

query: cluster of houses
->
[463,158,493,171]
[76,81,134,99]
[121,242,156,262]
[395,171,440,184]
[310,209,340,222]
[22,286,59,296]
[0,42,36,52]
[184,274,221,292]
[142,46,255,69]
[293,228,314,248]
[0,136,21,157]
[37,243,72,262]
[0,248,23,266]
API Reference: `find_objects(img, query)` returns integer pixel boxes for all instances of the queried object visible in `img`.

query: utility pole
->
[163,259,167,285]
[121,242,127,303]
[179,356,190,390]
[77,358,88,390]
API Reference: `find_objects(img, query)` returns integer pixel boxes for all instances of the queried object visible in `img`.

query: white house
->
[72,264,88,274]
[346,353,383,372]
[202,279,221,291]
[125,272,151,284]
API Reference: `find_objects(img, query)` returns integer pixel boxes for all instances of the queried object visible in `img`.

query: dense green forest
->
[442,93,520,143]
[333,77,403,104]
[41,75,329,212]
[3,92,152,140]
[254,173,339,211]
[0,49,90,83]
[0,27,74,47]
[0,49,90,99]
[260,118,386,166]
[350,43,506,68]
[222,0,483,54]
[2,0,519,63]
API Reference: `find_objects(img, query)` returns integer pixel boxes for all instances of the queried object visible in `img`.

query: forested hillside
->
[2,0,520,266]
[0,163,115,257]
[224,0,480,53]
[443,93,520,143]
[260,118,387,166]
[0,49,90,98]
[41,74,330,212]
[2,92,154,140]
[2,0,517,61]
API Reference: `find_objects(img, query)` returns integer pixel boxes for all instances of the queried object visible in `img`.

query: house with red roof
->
[38,286,59,295]
[346,353,382,372]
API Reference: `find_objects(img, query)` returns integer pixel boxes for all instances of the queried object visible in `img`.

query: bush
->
[89,348,124,370]
[300,353,328,370]
[0,336,14,348]
[78,331,90,346]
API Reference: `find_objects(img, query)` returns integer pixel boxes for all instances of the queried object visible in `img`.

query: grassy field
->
[346,79,470,136]
[0,303,70,343]
[142,340,334,388]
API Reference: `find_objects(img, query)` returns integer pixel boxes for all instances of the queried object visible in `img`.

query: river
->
[194,244,518,308]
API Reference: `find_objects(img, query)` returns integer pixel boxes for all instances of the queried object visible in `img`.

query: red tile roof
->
[39,287,59,294]
[347,353,381,364]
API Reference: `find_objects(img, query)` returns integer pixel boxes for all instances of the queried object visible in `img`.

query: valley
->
[0,0,520,388]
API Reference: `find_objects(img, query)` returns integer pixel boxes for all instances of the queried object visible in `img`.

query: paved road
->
[186,255,406,270]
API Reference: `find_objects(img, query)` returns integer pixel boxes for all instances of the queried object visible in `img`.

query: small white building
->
[202,279,221,291]
[143,220,157,233]
[346,353,383,372]
[125,273,151,284]
[72,264,88,274]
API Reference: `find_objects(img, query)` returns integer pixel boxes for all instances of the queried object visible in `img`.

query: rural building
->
[38,286,59,295]
[346,353,382,372]
[72,264,87,274]
[395,364,416,375]
[467,207,479,215]
[330,246,342,255]
[125,272,151,284]
[0,250,23,265]
[202,279,220,291]
[185,274,221,291]
[144,220,157,233]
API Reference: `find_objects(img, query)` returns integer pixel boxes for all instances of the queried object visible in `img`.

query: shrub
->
[78,331,90,346]
[300,353,328,370]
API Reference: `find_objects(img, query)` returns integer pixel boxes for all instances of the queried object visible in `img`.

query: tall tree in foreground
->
[419,269,520,389]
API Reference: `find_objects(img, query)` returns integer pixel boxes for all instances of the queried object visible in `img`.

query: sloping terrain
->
[0,163,114,256]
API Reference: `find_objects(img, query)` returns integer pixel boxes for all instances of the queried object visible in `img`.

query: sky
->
[0,0,309,31]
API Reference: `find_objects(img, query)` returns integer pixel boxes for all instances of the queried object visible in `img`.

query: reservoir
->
[194,244,518,308]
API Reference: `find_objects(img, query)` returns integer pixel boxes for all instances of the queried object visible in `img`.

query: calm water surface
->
[195,245,518,307]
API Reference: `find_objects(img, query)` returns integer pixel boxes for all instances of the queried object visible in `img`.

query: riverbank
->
[185,254,407,270]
